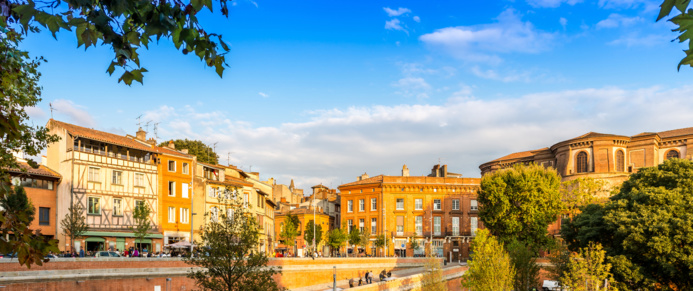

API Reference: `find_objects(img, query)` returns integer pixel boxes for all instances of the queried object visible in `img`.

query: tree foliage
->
[374,234,386,256]
[1,186,35,223]
[160,139,219,164]
[657,0,693,70]
[563,158,693,290]
[325,228,346,256]
[185,193,283,291]
[562,242,614,291]
[478,163,563,248]
[409,236,420,252]
[1,0,231,85]
[507,240,540,291]
[303,220,322,249]
[462,229,515,291]
[358,228,370,253]
[278,213,299,248]
[421,255,447,291]
[560,177,609,217]
[60,202,88,253]
[130,201,152,250]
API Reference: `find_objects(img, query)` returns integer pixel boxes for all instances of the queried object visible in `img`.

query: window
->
[181,208,189,223]
[371,218,377,234]
[168,181,175,196]
[471,200,478,211]
[11,177,53,190]
[168,207,175,223]
[616,150,625,172]
[39,207,50,226]
[359,199,365,211]
[135,200,145,210]
[88,197,101,214]
[182,183,189,198]
[415,216,423,235]
[210,207,219,222]
[226,209,234,221]
[396,216,404,236]
[471,217,478,236]
[396,199,404,210]
[433,199,441,210]
[208,186,215,198]
[452,199,460,210]
[134,173,144,187]
[168,160,176,172]
[111,170,122,185]
[667,150,680,160]
[415,199,422,210]
[244,193,249,208]
[434,216,441,235]
[452,217,459,236]
[347,220,353,232]
[88,167,100,182]
[371,198,377,211]
[347,200,353,212]
[359,219,364,232]
[182,163,189,174]
[576,151,588,173]
[113,198,123,216]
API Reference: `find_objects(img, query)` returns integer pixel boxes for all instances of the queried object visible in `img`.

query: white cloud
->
[608,33,669,47]
[383,7,411,17]
[413,16,421,23]
[419,9,556,63]
[385,19,408,34]
[259,92,269,98]
[596,14,643,29]
[392,77,431,99]
[598,0,652,9]
[25,106,46,120]
[471,66,534,82]
[526,0,582,8]
[147,85,693,189]
[560,17,568,29]
[51,99,96,127]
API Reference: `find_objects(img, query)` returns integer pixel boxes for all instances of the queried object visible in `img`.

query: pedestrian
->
[364,271,369,284]
[79,247,85,258]
[133,249,139,257]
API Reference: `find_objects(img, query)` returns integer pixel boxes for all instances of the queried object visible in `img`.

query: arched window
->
[666,150,680,160]
[616,150,625,172]
[576,152,588,173]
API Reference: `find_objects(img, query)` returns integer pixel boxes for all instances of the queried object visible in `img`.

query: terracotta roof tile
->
[657,127,693,139]
[7,161,61,179]
[491,148,549,162]
[338,175,384,187]
[49,119,155,152]
[153,145,193,159]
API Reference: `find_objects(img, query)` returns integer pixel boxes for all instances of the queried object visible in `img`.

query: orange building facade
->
[274,207,333,257]
[154,142,196,246]
[8,160,62,239]
[339,165,481,261]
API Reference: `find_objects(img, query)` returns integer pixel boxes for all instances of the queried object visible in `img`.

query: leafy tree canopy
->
[278,213,299,248]
[562,242,614,291]
[160,139,219,164]
[478,163,563,249]
[462,229,515,291]
[563,158,693,290]
[303,220,322,248]
[507,240,540,291]
[325,228,346,255]
[657,0,693,70]
[1,0,231,85]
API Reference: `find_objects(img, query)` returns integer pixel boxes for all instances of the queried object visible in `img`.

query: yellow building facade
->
[154,142,195,246]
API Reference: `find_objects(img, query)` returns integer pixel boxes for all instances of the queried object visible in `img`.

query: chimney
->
[136,127,146,140]
[147,137,156,145]
[181,149,189,154]
[168,140,175,149]
[442,164,448,177]
[41,155,48,166]
[358,173,369,181]
[402,164,410,177]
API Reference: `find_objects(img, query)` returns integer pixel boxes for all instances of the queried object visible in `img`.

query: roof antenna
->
[49,103,57,119]
[153,122,160,140]
[136,115,143,128]
[144,120,152,132]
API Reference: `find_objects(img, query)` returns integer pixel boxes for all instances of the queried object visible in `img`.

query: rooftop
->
[49,119,155,152]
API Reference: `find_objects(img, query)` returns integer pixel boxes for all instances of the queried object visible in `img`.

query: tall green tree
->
[325,228,346,256]
[347,228,361,257]
[278,213,299,250]
[374,234,386,257]
[1,186,35,223]
[2,0,231,85]
[60,202,88,254]
[461,229,515,291]
[0,28,60,268]
[409,237,420,254]
[478,163,563,249]
[563,158,693,290]
[560,177,609,217]
[507,240,540,291]
[546,241,572,290]
[656,0,693,70]
[358,228,370,255]
[562,242,613,291]
[130,201,152,251]
[303,220,322,251]
[160,139,219,164]
[184,195,283,291]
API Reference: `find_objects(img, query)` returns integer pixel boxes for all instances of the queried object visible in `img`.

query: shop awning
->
[82,231,163,239]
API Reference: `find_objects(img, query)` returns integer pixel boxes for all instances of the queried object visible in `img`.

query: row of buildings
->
[9,118,693,261]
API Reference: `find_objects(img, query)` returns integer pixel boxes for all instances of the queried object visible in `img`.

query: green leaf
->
[659,0,677,21]
[191,0,203,11]
[674,0,691,13]
[106,61,117,75]
[677,49,693,70]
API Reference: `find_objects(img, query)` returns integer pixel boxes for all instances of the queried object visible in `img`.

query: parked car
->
[44,253,59,259]
[1,253,17,259]
[94,251,122,258]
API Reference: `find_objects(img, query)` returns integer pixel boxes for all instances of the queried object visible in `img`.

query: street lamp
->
[333,266,337,291]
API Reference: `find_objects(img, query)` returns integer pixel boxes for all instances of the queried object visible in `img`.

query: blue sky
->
[21,0,693,189]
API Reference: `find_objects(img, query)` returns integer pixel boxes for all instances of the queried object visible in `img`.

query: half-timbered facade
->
[47,120,162,253]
